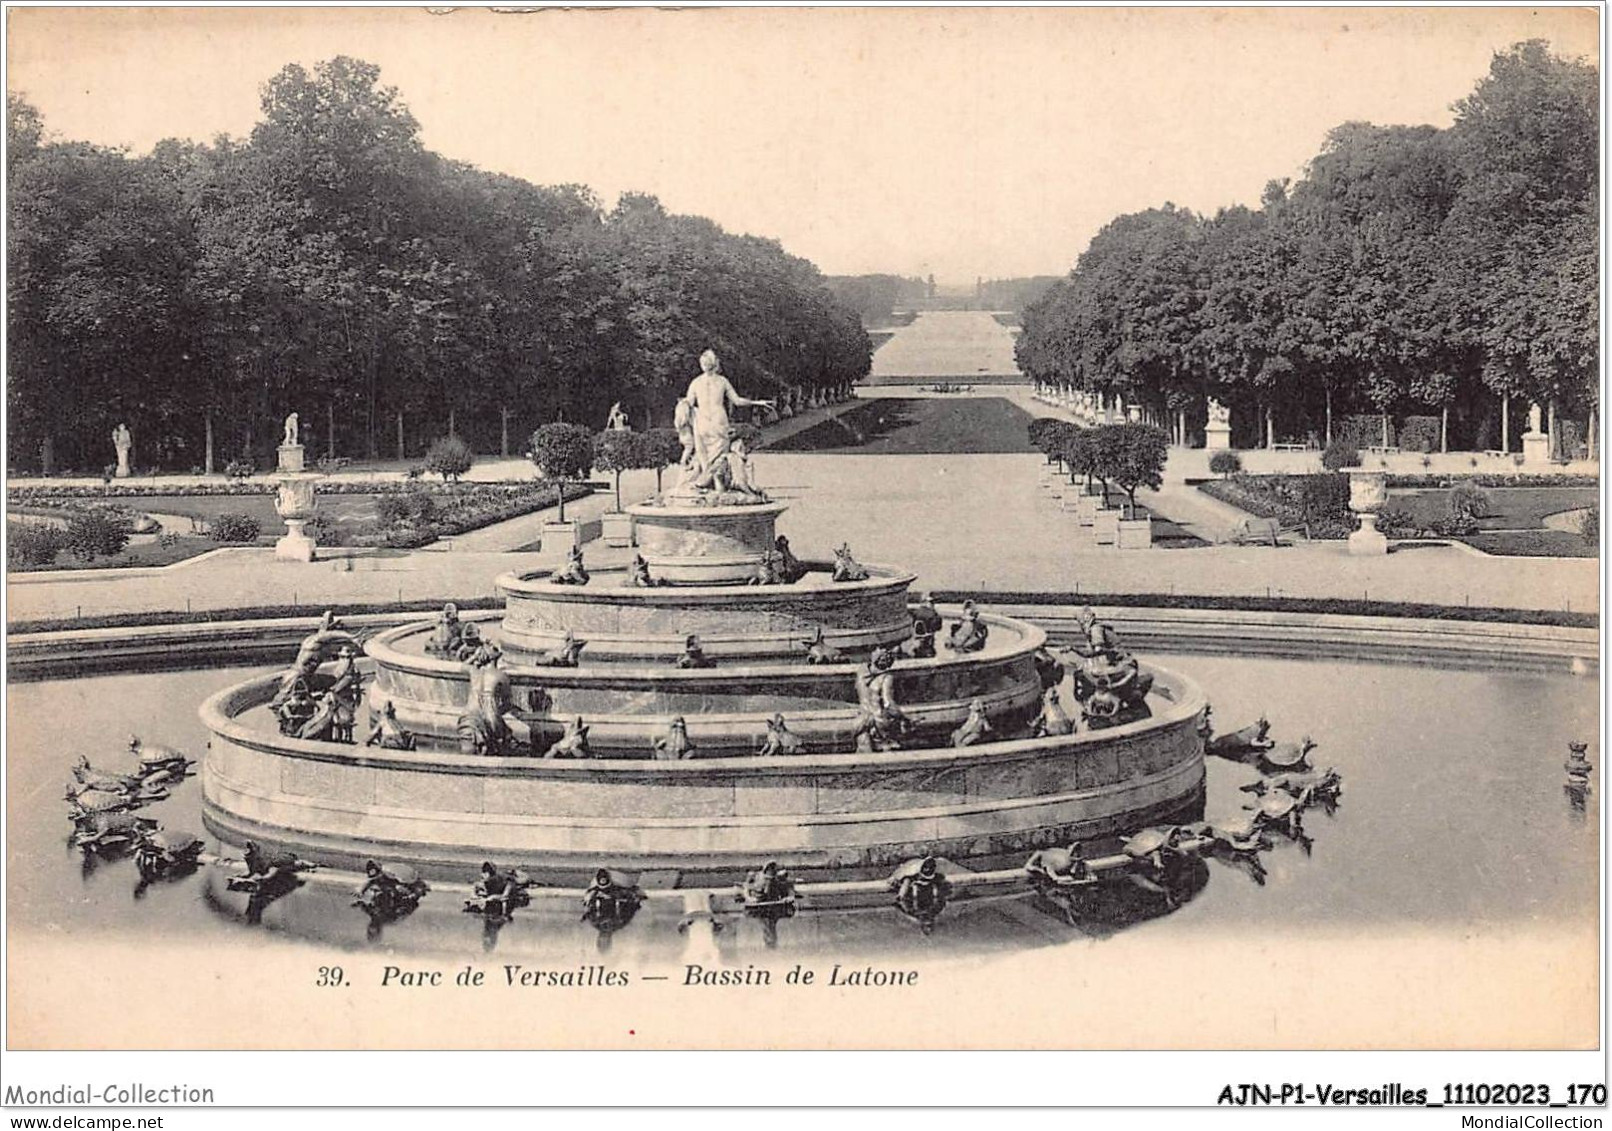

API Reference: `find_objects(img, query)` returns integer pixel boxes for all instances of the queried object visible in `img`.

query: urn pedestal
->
[1346,469,1389,557]
[273,444,319,562]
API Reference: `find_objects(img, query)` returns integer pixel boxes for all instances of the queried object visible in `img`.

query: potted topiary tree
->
[592,428,639,547]
[1104,423,1169,549]
[530,422,596,551]
[640,428,686,496]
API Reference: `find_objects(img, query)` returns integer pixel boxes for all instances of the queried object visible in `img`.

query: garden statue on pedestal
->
[605,402,631,432]
[112,423,133,478]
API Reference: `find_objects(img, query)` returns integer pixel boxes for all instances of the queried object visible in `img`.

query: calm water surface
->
[6,653,1598,963]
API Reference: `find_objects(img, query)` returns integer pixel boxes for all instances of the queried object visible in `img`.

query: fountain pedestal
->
[273,443,320,562]
[626,497,788,584]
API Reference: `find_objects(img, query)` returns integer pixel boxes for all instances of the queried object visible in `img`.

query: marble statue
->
[605,402,630,431]
[282,413,300,447]
[1528,402,1544,433]
[678,350,773,487]
[725,438,765,499]
[1208,399,1231,426]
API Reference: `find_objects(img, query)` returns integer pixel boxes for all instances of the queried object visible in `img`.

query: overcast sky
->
[7,6,1599,283]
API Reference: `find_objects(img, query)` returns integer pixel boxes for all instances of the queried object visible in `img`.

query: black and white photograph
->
[1,2,1603,1113]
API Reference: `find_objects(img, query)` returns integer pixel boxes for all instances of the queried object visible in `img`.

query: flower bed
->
[1197,473,1354,539]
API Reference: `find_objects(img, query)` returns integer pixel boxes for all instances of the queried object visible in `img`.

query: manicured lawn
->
[769,397,1037,454]
[7,532,220,572]
[1464,531,1596,559]
[1389,487,1598,531]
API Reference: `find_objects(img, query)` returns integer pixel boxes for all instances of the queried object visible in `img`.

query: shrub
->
[592,429,639,512]
[304,514,337,547]
[1208,450,1242,478]
[640,428,686,493]
[729,421,764,452]
[1058,426,1096,488]
[375,488,436,528]
[1373,505,1421,539]
[209,512,262,543]
[425,436,474,483]
[7,522,66,567]
[1578,505,1598,547]
[529,423,595,521]
[1399,416,1440,454]
[1321,439,1360,470]
[224,458,255,480]
[64,509,132,561]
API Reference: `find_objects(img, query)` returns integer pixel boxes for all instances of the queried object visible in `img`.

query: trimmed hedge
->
[8,592,1593,638]
[1198,473,1354,539]
[1384,473,1600,489]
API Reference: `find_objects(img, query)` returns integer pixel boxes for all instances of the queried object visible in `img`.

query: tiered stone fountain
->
[201,364,1208,886]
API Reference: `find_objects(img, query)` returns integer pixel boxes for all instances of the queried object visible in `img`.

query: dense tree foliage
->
[8,59,871,474]
[1017,42,1597,457]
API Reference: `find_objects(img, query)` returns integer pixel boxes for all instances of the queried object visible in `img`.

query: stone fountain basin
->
[496,564,919,662]
[201,662,1206,882]
[365,612,1047,754]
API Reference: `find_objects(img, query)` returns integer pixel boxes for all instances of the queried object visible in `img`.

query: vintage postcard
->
[2,3,1602,1106]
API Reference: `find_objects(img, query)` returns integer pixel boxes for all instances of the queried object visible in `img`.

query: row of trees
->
[1016,41,1598,457]
[1028,418,1169,518]
[8,57,872,475]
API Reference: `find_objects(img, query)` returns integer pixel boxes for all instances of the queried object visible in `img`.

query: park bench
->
[1220,516,1303,547]
[1270,442,1312,452]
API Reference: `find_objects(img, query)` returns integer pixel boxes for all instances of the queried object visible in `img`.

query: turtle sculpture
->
[1241,765,1342,810]
[1204,715,1275,759]
[1252,736,1317,777]
[353,860,430,920]
[1245,788,1307,842]
[127,736,194,777]
[888,856,954,932]
[134,828,207,882]
[66,782,162,817]
[1181,818,1269,887]
[804,627,844,665]
[70,810,159,854]
[1117,825,1208,909]
[582,868,644,930]
[227,841,319,894]
[71,755,145,794]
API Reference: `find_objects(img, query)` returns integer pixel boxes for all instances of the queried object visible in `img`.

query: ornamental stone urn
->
[273,413,320,562]
[1346,468,1389,556]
